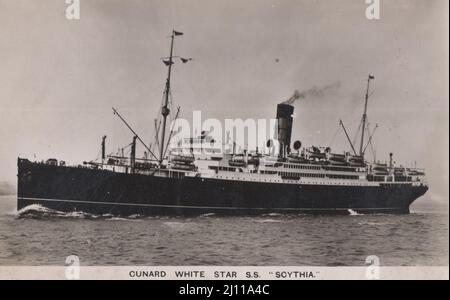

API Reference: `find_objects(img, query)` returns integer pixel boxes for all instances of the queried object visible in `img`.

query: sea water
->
[0,195,447,266]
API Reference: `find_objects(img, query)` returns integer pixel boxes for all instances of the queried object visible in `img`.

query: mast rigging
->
[112,107,159,161]
[359,74,374,156]
[339,119,357,156]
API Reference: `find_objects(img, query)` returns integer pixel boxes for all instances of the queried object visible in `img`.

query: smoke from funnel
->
[282,81,341,105]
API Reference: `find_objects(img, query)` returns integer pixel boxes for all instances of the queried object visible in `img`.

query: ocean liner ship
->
[17,31,428,215]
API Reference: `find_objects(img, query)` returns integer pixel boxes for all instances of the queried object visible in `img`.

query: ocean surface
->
[0,195,448,266]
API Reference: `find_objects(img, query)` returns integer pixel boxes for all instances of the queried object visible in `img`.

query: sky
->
[0,0,448,206]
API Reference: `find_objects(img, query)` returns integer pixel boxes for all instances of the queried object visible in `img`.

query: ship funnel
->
[276,103,294,158]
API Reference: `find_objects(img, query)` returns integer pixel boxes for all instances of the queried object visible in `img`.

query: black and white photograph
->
[0,0,448,283]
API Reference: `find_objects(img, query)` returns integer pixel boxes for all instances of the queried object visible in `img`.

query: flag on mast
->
[180,57,192,63]
[173,30,183,36]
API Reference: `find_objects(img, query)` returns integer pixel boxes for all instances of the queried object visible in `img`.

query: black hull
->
[17,159,428,216]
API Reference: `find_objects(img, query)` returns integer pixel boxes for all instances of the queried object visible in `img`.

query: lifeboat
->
[171,163,195,171]
[170,153,195,171]
[407,169,425,176]
[307,151,326,161]
[228,161,246,167]
[328,153,345,161]
[287,155,307,164]
[327,153,347,165]
[346,155,364,166]
[372,163,387,170]
[228,155,246,167]
[171,154,195,164]
[371,163,388,175]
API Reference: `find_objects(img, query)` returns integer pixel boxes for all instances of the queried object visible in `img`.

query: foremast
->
[359,74,374,156]
[159,30,188,164]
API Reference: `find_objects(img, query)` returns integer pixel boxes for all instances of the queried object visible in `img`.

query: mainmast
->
[359,74,374,156]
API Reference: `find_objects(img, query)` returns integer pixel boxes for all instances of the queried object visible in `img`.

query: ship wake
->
[15,204,157,220]
[347,209,364,216]
[15,204,98,219]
